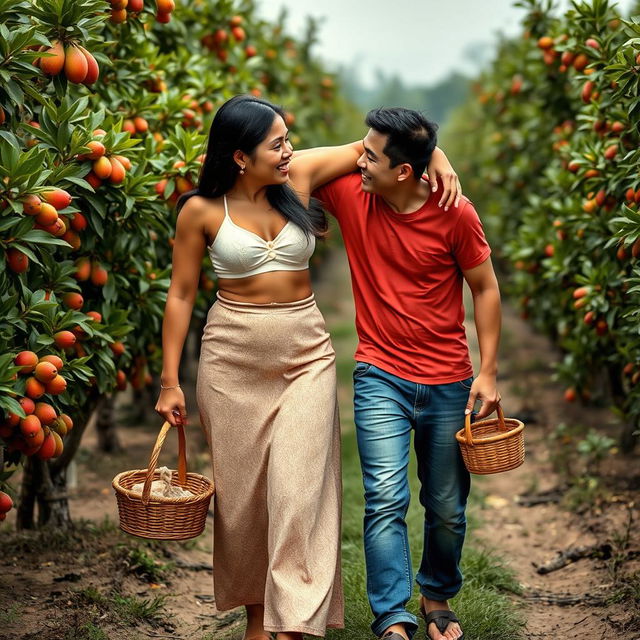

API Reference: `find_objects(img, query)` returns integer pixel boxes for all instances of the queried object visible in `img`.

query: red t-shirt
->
[314,172,491,384]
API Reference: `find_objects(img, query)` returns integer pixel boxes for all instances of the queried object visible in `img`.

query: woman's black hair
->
[176,95,327,238]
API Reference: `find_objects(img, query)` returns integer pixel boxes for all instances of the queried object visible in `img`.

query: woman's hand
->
[155,387,188,427]
[425,147,462,210]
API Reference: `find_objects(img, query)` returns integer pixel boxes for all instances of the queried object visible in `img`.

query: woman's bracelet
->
[160,383,181,390]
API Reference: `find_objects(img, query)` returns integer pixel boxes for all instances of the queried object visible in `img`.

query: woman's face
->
[245,115,293,185]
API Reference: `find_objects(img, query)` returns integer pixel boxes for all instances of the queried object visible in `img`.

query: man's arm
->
[292,143,462,208]
[462,257,502,419]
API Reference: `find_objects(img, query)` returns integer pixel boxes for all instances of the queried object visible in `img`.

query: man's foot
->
[420,597,464,640]
[381,623,410,640]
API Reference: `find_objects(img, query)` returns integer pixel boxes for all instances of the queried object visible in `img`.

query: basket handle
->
[463,404,507,446]
[141,421,187,505]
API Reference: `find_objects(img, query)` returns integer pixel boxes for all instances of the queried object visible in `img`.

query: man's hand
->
[465,372,500,420]
[425,147,462,210]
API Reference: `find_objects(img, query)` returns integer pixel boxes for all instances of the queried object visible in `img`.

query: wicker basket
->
[455,405,525,475]
[112,421,214,540]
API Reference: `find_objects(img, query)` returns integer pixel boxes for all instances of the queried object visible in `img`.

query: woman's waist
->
[216,271,313,307]
[215,290,316,313]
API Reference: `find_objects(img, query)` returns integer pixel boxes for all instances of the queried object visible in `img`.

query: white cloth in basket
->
[131,466,195,499]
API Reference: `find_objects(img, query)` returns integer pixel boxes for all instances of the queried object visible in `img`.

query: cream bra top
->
[207,195,315,279]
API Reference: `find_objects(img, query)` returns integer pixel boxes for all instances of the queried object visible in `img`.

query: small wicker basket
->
[112,421,214,540]
[455,405,525,475]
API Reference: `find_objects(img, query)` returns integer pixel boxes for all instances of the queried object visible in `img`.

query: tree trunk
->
[620,418,638,453]
[608,365,638,453]
[37,459,71,527]
[130,387,156,425]
[17,389,101,530]
[17,456,38,530]
[95,394,122,453]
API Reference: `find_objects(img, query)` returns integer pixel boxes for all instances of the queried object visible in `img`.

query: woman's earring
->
[239,166,245,175]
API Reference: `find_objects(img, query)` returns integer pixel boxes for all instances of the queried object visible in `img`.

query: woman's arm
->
[155,197,207,427]
[289,141,363,195]
[427,147,462,209]
[291,142,462,208]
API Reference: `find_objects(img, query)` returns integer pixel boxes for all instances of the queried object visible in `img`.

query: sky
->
[257,0,636,87]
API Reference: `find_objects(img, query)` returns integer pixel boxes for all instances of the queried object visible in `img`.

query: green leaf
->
[19,230,71,248]
[0,395,25,419]
[3,79,24,104]
[103,273,116,302]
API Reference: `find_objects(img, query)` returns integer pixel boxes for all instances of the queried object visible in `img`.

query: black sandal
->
[422,608,464,640]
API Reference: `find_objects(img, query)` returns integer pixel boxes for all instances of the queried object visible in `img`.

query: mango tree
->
[0,0,359,528]
[444,0,640,450]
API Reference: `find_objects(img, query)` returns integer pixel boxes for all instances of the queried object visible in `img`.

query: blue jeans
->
[353,362,471,639]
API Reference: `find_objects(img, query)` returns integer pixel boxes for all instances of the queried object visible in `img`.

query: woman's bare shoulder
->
[179,194,224,215]
[177,195,226,245]
[178,195,224,225]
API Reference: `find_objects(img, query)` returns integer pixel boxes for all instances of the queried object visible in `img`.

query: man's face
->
[357,129,401,194]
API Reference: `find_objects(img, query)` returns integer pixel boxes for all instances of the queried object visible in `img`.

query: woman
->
[155,95,460,640]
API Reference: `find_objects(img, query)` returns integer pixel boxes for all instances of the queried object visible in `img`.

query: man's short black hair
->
[365,107,438,180]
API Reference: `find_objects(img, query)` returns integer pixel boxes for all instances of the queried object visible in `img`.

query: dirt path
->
[1,248,638,639]
[465,290,639,639]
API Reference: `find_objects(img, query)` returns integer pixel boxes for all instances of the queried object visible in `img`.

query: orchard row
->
[446,0,640,448]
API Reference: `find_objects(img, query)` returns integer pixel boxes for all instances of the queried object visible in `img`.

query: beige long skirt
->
[196,293,344,636]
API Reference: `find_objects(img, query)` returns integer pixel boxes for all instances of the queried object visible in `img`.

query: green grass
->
[0,603,22,626]
[85,515,120,536]
[462,546,523,595]
[64,622,108,640]
[336,356,357,387]
[78,586,109,607]
[77,586,167,624]
[330,321,358,340]
[608,571,640,605]
[111,592,167,623]
[331,319,359,396]
[122,545,172,583]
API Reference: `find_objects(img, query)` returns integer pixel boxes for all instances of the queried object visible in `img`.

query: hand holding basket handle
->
[155,384,188,427]
[464,372,501,420]
[455,404,525,475]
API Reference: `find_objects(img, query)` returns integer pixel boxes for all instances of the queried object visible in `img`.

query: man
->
[314,107,501,640]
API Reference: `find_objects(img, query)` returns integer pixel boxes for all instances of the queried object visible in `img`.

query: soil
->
[1,248,638,640]
[465,298,640,640]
